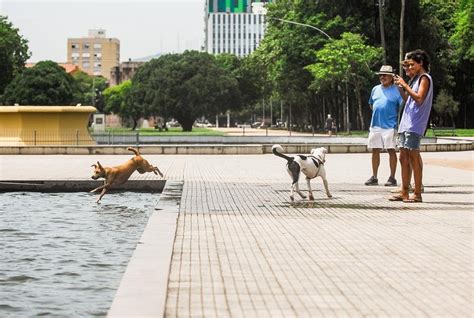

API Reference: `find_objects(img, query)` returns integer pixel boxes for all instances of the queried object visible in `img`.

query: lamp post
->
[271,17,332,40]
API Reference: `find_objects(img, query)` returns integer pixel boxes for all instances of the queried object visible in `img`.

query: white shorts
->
[367,127,397,149]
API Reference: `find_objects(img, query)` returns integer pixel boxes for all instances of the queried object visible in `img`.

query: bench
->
[432,127,457,137]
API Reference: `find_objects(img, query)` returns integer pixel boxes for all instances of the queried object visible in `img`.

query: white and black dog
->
[272,144,332,201]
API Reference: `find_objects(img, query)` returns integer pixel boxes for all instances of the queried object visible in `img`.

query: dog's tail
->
[127,147,140,156]
[272,144,293,163]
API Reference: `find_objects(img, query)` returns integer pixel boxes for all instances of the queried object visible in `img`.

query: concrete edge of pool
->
[107,180,183,317]
[0,179,166,192]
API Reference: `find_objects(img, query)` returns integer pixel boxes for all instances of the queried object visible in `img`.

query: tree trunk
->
[354,83,365,131]
[399,0,406,75]
[178,117,194,132]
[345,82,350,133]
[378,0,387,64]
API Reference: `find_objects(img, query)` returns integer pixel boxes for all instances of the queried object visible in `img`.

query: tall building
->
[67,29,120,80]
[204,0,273,57]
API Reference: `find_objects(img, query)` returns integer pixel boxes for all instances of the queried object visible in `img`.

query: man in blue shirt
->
[365,65,403,186]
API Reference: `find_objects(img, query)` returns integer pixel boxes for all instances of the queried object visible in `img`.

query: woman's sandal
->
[389,194,406,201]
[403,195,423,203]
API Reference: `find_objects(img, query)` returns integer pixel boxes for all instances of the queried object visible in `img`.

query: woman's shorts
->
[397,131,421,150]
[367,127,397,149]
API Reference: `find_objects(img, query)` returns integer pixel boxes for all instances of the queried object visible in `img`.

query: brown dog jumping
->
[90,147,163,203]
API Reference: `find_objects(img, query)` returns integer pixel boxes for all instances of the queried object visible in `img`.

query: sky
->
[0,0,206,63]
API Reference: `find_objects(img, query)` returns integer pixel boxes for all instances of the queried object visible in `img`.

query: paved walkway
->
[1,150,473,317]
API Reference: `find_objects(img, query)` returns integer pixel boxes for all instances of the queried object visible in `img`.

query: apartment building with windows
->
[204,0,273,57]
[67,29,120,80]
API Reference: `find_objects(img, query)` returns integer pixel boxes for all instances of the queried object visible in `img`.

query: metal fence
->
[1,129,357,146]
[0,130,96,146]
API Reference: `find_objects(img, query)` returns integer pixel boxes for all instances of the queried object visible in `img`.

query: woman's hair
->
[405,49,431,72]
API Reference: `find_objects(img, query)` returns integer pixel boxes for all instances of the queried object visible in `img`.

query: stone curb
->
[0,141,471,155]
[107,180,183,318]
[0,179,166,192]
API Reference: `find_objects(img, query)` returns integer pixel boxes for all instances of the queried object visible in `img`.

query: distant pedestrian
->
[390,49,433,203]
[365,65,403,187]
[325,114,334,137]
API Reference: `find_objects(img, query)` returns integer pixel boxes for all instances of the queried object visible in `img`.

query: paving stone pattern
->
[163,155,473,317]
[0,152,472,317]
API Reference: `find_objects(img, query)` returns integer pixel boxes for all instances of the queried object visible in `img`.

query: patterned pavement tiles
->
[0,151,472,317]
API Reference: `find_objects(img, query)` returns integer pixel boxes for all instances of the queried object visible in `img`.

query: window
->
[71,43,79,49]
[94,43,101,49]
[83,43,90,49]
[82,62,90,68]
[82,52,90,58]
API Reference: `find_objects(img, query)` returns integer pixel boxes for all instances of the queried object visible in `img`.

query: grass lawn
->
[96,127,474,137]
[424,128,474,137]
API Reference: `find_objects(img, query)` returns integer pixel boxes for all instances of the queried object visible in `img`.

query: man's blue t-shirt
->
[368,84,403,129]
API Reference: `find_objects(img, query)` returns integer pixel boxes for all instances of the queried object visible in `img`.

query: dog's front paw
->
[327,194,333,198]
[309,195,314,201]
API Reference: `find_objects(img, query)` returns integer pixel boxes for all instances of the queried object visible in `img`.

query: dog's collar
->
[309,155,323,167]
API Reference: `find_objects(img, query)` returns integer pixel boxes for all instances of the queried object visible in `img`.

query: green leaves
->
[2,60,75,105]
[306,32,382,91]
[0,15,30,95]
[129,51,241,131]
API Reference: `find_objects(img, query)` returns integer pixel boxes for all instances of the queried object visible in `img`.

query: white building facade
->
[204,1,272,57]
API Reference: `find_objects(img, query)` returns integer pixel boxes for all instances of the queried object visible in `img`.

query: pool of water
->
[0,191,158,316]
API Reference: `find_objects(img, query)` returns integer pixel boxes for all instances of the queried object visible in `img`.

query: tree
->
[72,71,108,108]
[103,80,141,129]
[377,0,387,63]
[252,0,472,130]
[306,33,382,131]
[399,0,406,76]
[433,89,460,127]
[2,60,76,105]
[450,0,474,62]
[450,0,474,128]
[0,15,30,96]
[130,51,241,131]
[215,53,260,108]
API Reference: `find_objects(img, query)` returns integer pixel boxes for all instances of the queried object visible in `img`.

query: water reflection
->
[0,192,158,316]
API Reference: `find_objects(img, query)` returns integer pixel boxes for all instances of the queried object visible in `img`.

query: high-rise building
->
[67,29,120,80]
[204,0,273,57]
